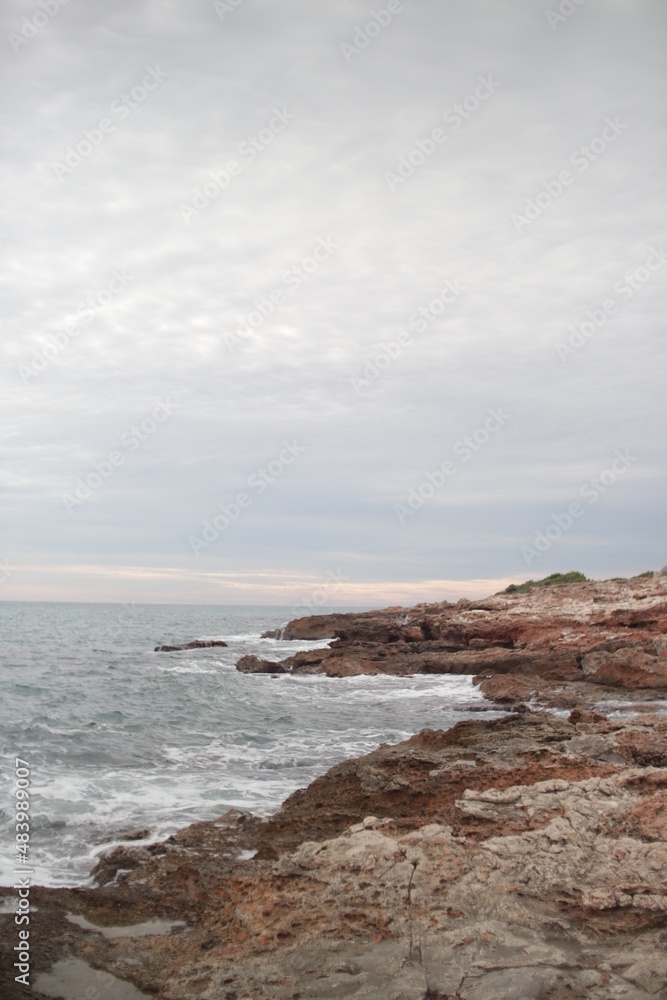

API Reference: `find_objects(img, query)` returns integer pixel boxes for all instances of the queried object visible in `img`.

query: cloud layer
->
[1,0,665,604]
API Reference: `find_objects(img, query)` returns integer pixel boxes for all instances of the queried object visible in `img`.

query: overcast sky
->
[1,0,665,607]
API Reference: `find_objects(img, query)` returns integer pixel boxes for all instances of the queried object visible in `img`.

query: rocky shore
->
[2,574,666,999]
[241,574,667,710]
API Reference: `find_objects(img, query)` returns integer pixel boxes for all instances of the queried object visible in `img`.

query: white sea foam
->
[155,663,219,675]
[0,603,501,888]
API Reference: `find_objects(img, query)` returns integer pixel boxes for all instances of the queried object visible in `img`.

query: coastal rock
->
[281,607,428,642]
[581,647,667,688]
[8,710,667,1000]
[4,576,667,1000]
[236,654,288,674]
[240,576,667,712]
[154,639,228,652]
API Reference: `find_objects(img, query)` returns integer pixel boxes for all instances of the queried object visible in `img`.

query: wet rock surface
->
[3,575,666,999]
[236,653,289,674]
[154,639,228,652]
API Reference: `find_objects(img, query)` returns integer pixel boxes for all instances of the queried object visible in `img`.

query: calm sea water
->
[0,602,496,887]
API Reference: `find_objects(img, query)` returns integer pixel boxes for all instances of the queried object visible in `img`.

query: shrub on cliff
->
[505,571,587,594]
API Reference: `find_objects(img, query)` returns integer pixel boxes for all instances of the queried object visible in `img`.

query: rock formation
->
[240,576,667,715]
[154,639,228,652]
[2,573,666,1000]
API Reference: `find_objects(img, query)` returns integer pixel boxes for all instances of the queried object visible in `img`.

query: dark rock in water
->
[236,654,289,674]
[260,628,284,639]
[154,640,228,652]
[452,702,497,713]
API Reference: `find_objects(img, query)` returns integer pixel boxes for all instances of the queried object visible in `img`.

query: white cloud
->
[0,0,665,602]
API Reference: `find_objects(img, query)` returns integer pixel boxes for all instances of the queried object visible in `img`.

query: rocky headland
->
[2,573,666,999]
[242,573,667,713]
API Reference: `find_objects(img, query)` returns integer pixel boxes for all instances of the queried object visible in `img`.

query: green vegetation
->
[504,571,587,594]
[605,572,656,582]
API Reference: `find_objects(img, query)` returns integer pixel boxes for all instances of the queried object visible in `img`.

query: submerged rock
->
[236,654,288,674]
[154,639,227,652]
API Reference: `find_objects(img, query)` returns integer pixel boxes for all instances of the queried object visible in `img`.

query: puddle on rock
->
[237,849,257,861]
[67,913,187,938]
[33,957,150,999]
[0,898,38,914]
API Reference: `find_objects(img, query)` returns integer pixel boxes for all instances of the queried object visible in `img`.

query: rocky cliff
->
[241,575,667,712]
[2,574,666,1000]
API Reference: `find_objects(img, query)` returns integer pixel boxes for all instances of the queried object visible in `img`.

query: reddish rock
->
[236,654,288,673]
[582,647,667,688]
[7,710,667,1000]
[248,575,667,711]
[280,607,425,642]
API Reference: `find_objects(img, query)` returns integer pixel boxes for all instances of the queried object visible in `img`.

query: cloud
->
[1,0,665,603]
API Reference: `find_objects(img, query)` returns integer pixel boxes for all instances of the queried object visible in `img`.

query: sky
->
[1,0,665,607]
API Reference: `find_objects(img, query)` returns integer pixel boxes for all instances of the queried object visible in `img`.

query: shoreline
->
[2,573,666,999]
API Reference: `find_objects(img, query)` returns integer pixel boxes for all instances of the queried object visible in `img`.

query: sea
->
[0,602,498,888]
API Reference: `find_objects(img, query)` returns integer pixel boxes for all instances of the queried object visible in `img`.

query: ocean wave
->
[0,603,499,888]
